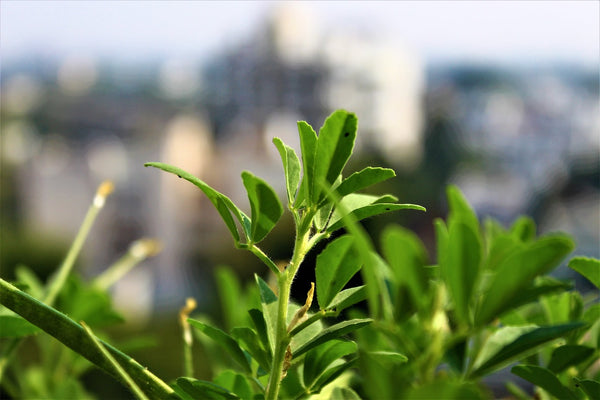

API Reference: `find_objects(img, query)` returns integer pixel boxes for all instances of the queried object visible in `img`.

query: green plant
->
[1,109,598,400]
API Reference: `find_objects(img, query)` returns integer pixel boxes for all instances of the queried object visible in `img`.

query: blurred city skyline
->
[2,1,598,67]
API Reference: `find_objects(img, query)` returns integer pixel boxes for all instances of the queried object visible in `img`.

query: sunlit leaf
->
[327,203,425,233]
[293,318,372,358]
[312,110,357,203]
[145,162,249,243]
[296,120,318,207]
[255,275,278,354]
[0,315,41,338]
[568,256,600,288]
[214,371,253,400]
[334,167,395,199]
[241,171,283,243]
[327,286,367,312]
[273,137,301,205]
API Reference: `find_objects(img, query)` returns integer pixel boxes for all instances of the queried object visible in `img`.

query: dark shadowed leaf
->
[175,377,240,400]
[231,327,271,372]
[511,365,577,400]
[188,319,252,374]
[315,235,362,309]
[547,345,594,373]
[574,378,600,399]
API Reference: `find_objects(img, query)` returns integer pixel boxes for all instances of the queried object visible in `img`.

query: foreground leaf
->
[327,203,425,233]
[303,340,357,388]
[547,345,594,373]
[568,256,600,288]
[0,279,176,400]
[333,167,395,199]
[511,365,577,400]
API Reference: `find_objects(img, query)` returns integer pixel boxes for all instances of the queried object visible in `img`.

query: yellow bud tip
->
[96,180,115,198]
[130,239,163,259]
[179,297,197,327]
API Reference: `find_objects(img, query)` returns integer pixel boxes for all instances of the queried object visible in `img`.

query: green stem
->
[0,278,175,400]
[237,243,280,276]
[265,223,311,400]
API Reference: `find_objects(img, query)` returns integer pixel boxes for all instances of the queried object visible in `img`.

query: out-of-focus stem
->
[44,181,114,306]
[179,298,197,378]
[93,239,161,291]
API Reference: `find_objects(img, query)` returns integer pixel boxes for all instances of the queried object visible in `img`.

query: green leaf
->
[568,256,600,288]
[241,171,283,243]
[334,167,395,198]
[296,120,318,207]
[446,185,479,234]
[255,275,278,354]
[248,309,270,354]
[573,378,600,399]
[214,371,253,400]
[510,216,536,242]
[330,387,362,400]
[175,377,239,400]
[303,340,357,388]
[231,327,271,371]
[547,345,594,373]
[293,318,372,358]
[443,220,482,325]
[326,203,425,233]
[312,357,358,393]
[15,265,44,299]
[366,351,408,365]
[327,286,367,312]
[188,319,252,374]
[312,110,357,204]
[511,365,577,400]
[501,277,573,313]
[0,315,41,338]
[475,235,575,326]
[145,162,249,243]
[315,235,362,309]
[470,322,586,378]
[381,225,429,310]
[0,279,176,400]
[272,137,301,205]
[215,267,244,331]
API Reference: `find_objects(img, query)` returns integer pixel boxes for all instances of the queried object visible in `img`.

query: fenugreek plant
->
[1,109,596,400]
[144,109,425,399]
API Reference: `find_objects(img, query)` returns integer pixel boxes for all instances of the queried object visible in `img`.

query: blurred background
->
[1,0,599,391]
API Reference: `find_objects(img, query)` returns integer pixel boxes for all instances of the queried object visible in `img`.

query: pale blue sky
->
[2,1,598,66]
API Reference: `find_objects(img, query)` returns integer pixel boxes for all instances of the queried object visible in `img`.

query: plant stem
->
[265,222,311,400]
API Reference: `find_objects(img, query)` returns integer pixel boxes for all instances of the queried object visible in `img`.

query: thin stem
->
[237,243,281,276]
[45,181,114,306]
[265,223,311,400]
[93,239,161,290]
